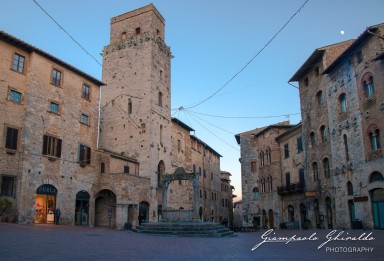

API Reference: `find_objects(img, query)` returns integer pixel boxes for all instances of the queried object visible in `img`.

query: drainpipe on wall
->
[97,86,102,149]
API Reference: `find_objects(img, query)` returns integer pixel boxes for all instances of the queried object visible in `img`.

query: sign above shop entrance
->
[36,184,57,195]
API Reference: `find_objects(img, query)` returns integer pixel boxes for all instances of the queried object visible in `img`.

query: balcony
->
[277,182,304,195]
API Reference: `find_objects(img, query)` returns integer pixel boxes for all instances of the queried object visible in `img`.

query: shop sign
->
[36,184,57,195]
[353,196,368,202]
[305,191,316,197]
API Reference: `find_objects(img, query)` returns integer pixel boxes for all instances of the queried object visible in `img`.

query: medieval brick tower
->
[100,4,172,221]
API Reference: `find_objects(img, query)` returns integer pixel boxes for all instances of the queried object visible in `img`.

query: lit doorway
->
[35,184,57,224]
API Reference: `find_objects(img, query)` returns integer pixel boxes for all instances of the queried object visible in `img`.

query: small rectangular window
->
[124,165,129,173]
[284,144,290,158]
[357,50,363,64]
[81,114,89,125]
[251,161,257,172]
[1,176,15,197]
[12,53,25,73]
[51,68,62,86]
[297,137,303,152]
[135,27,141,35]
[49,102,59,114]
[42,135,62,158]
[79,144,91,164]
[9,90,22,104]
[82,84,90,100]
[5,127,19,151]
[203,169,206,177]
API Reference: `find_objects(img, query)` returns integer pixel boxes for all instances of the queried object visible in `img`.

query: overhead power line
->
[33,0,103,67]
[183,0,310,110]
[187,110,301,119]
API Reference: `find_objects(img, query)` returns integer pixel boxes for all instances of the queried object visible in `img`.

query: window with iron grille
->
[12,53,25,73]
[42,135,62,158]
[1,176,15,197]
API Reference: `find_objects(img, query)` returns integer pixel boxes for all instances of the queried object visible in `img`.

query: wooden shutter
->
[6,127,18,150]
[79,144,85,162]
[42,135,48,155]
[86,146,91,164]
[56,139,62,158]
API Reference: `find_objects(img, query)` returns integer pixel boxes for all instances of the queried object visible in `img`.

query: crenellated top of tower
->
[110,4,165,44]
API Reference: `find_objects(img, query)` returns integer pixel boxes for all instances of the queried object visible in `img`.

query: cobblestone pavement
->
[0,223,383,261]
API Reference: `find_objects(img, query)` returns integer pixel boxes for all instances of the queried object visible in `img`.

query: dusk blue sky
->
[2,0,383,201]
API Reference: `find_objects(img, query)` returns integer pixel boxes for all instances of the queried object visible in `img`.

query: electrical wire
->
[183,0,310,110]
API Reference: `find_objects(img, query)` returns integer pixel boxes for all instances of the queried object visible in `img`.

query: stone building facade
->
[0,4,233,228]
[0,30,151,228]
[275,123,305,228]
[321,24,384,229]
[289,23,384,229]
[289,41,354,229]
[235,121,292,229]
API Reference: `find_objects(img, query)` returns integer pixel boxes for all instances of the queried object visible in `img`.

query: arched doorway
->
[158,161,165,187]
[157,204,162,222]
[35,184,57,224]
[262,209,267,228]
[288,205,294,222]
[268,209,274,229]
[300,203,307,229]
[139,201,149,224]
[325,197,333,229]
[314,198,320,229]
[75,190,90,226]
[95,189,116,227]
[371,188,384,229]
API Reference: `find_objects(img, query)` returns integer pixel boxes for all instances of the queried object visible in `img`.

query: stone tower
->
[100,4,172,220]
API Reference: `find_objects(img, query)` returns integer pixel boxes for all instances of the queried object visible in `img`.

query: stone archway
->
[95,189,116,227]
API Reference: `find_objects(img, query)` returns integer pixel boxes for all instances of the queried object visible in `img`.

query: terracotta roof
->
[0,30,104,86]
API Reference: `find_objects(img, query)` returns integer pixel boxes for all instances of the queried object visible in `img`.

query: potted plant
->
[0,197,12,222]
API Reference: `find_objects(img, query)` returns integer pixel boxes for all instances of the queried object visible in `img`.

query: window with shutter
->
[5,127,19,150]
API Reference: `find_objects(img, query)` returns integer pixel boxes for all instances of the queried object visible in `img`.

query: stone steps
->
[135,222,235,237]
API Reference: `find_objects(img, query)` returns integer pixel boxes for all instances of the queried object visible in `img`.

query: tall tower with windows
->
[100,4,172,220]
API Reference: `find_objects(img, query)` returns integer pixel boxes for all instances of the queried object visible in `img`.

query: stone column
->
[193,174,200,221]
[115,204,128,230]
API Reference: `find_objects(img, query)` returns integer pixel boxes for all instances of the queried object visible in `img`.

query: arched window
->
[269,175,273,192]
[323,158,330,178]
[157,161,165,187]
[369,129,381,151]
[100,162,105,173]
[363,75,375,98]
[261,178,266,193]
[312,162,319,181]
[260,151,265,167]
[158,91,163,107]
[339,93,347,113]
[343,134,349,161]
[266,148,272,164]
[347,181,353,196]
[369,171,384,183]
[316,90,323,105]
[310,132,316,147]
[320,126,327,143]
[160,125,163,145]
[252,187,259,200]
[128,99,132,114]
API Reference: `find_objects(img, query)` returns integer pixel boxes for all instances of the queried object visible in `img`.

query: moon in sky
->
[340,30,345,35]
